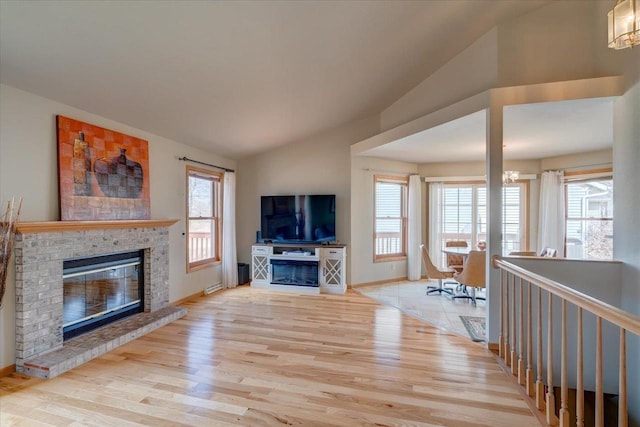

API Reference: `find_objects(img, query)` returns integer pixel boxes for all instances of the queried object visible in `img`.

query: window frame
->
[563,168,613,260]
[500,181,530,253]
[373,175,408,262]
[186,165,223,273]
[438,180,529,254]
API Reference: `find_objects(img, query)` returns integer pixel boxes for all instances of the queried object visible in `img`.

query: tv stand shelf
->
[251,243,346,294]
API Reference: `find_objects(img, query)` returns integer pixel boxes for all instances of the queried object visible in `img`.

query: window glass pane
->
[376,182,402,218]
[437,183,525,256]
[502,185,521,254]
[374,179,406,257]
[476,187,487,236]
[189,175,213,217]
[188,219,215,262]
[567,180,613,218]
[566,178,613,260]
[443,186,473,243]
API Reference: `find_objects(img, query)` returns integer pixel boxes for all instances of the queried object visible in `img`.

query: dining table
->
[441,246,472,257]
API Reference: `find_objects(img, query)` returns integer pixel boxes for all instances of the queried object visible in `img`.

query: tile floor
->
[355,279,486,341]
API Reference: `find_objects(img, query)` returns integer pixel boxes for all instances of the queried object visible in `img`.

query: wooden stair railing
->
[493,256,640,427]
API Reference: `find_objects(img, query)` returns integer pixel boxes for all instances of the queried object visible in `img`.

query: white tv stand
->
[251,243,347,294]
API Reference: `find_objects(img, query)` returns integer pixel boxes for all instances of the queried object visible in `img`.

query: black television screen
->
[260,195,336,243]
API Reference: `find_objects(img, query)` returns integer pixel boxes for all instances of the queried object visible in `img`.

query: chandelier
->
[503,170,519,184]
[608,0,640,49]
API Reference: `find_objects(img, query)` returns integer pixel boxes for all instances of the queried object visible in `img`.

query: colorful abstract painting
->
[57,116,151,220]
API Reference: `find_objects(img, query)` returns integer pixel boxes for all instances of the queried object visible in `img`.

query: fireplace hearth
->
[13,220,183,379]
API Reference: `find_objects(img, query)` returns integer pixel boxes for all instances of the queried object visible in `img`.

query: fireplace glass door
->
[270,259,319,287]
[63,250,144,340]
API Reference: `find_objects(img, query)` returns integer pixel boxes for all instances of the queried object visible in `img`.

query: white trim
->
[424,174,536,182]
[564,171,613,182]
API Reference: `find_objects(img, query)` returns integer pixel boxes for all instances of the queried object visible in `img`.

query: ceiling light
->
[608,0,640,49]
[503,170,519,184]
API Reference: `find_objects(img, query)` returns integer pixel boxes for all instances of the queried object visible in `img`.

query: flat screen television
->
[260,195,336,243]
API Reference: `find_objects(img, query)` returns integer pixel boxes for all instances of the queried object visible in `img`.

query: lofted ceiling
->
[0,0,549,159]
[359,97,616,163]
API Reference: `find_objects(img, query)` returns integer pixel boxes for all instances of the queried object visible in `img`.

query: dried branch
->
[0,197,22,309]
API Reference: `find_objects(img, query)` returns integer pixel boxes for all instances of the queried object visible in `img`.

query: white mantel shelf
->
[16,219,179,233]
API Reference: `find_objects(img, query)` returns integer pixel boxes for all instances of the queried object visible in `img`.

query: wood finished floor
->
[0,287,540,426]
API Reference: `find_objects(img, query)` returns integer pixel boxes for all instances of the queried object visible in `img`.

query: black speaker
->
[256,230,261,242]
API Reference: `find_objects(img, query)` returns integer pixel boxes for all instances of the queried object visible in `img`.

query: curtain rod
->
[424,174,537,182]
[547,162,612,172]
[178,156,235,173]
[361,168,418,176]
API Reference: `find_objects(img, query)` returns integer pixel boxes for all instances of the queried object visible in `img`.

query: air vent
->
[205,283,223,295]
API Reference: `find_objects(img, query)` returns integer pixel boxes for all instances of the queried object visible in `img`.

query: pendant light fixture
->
[608,0,640,49]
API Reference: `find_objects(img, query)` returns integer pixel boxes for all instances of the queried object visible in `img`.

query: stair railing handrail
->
[493,256,640,335]
[493,255,638,427]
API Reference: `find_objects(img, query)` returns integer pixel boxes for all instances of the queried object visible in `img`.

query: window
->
[438,182,527,255]
[374,175,408,261]
[187,166,222,271]
[565,175,613,260]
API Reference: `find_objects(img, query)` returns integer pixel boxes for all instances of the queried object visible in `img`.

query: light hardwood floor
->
[0,287,540,426]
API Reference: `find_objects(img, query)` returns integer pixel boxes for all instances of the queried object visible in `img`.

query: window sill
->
[187,259,221,274]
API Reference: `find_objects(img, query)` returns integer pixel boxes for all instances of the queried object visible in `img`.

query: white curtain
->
[407,175,422,280]
[538,170,565,255]
[429,182,444,268]
[222,172,238,288]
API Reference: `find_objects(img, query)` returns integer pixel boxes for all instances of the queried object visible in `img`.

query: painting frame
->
[57,115,151,220]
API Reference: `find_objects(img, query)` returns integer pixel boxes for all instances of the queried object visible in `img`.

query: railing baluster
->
[596,316,603,427]
[547,292,557,425]
[577,307,584,427]
[505,273,511,366]
[536,286,545,410]
[518,277,525,385]
[526,280,534,396]
[511,274,518,375]
[499,269,504,359]
[619,328,627,427]
[559,299,569,426]
[493,257,640,427]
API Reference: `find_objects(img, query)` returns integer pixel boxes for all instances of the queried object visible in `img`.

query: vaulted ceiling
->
[0,1,549,159]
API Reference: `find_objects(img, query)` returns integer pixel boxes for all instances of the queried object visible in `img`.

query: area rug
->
[459,315,486,342]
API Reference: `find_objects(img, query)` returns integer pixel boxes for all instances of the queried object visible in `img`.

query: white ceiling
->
[0,0,549,159]
[360,97,615,163]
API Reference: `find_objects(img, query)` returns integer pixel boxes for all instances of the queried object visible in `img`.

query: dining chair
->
[420,244,456,296]
[445,240,468,273]
[452,250,486,305]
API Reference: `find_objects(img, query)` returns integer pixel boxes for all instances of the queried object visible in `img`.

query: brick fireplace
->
[13,220,184,378]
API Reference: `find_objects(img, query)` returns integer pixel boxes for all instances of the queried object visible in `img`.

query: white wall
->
[497,0,623,87]
[349,156,419,285]
[235,116,379,277]
[613,47,640,426]
[380,28,498,132]
[0,84,235,370]
[379,1,627,142]
[541,149,612,172]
